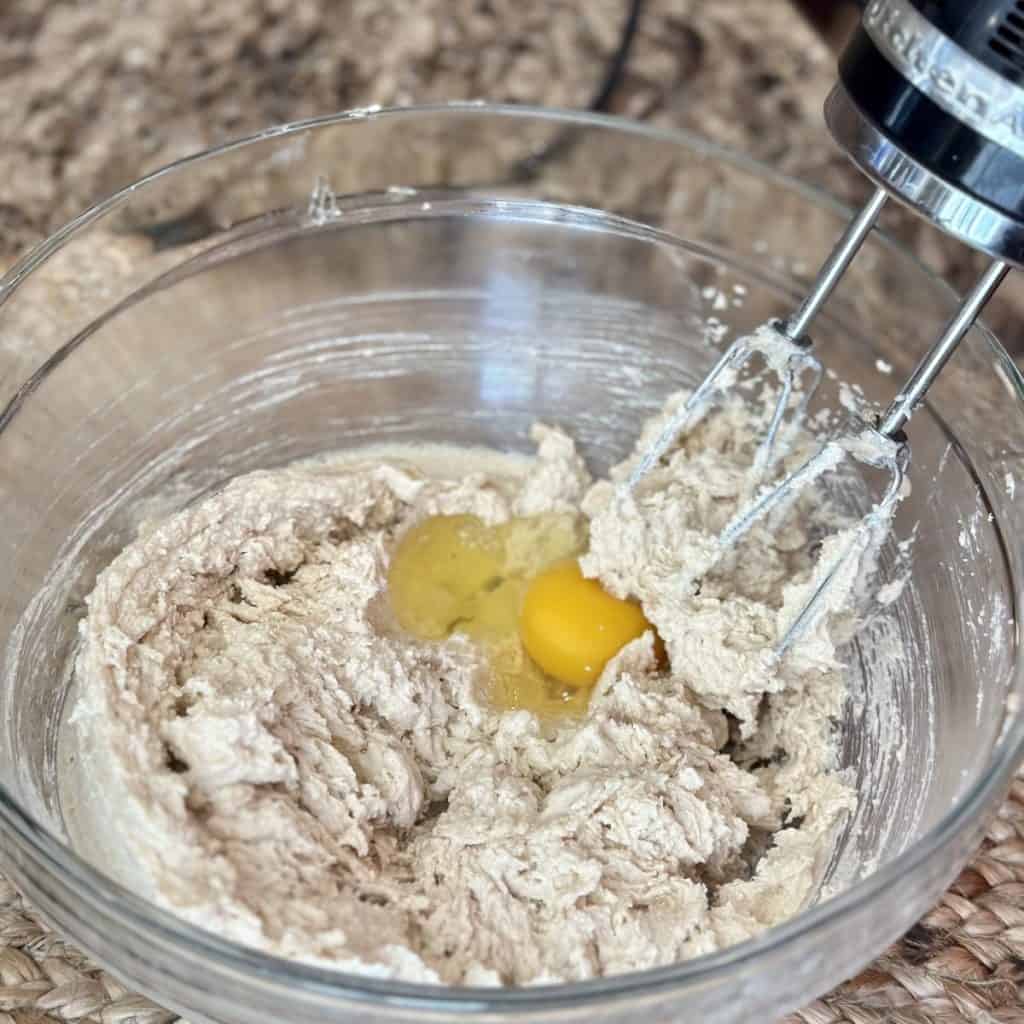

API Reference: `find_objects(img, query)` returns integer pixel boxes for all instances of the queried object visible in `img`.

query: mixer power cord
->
[586,0,647,114]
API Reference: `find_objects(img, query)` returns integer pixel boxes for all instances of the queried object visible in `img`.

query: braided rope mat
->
[0,781,1022,1023]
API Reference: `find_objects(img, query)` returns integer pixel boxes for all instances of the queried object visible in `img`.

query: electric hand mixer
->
[628,0,1024,654]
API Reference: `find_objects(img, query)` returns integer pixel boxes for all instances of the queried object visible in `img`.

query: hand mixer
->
[629,0,1023,654]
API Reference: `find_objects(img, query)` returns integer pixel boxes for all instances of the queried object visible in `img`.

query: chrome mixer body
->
[638,0,1024,653]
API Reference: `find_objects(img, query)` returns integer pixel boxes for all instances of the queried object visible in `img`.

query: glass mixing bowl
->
[0,105,1022,1024]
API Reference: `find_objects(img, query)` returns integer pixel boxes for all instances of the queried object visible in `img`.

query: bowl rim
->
[0,101,1022,1012]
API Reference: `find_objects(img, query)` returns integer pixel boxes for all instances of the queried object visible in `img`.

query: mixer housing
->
[829,0,1024,265]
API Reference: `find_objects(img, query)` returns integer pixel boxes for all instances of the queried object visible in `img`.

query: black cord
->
[512,0,647,181]
[587,0,647,113]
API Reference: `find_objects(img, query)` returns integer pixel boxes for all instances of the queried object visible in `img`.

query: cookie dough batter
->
[69,396,856,985]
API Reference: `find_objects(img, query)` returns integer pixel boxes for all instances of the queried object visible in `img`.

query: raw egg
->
[519,560,651,688]
[387,512,653,715]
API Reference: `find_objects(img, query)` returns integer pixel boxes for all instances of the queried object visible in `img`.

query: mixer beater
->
[629,0,1022,653]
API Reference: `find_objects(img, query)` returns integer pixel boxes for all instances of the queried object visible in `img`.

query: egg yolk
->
[519,560,651,688]
[387,513,655,716]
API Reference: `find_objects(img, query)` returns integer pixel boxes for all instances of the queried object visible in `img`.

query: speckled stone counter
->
[4,0,1020,343]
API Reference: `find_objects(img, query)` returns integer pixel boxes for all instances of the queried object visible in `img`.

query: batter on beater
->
[69,386,862,985]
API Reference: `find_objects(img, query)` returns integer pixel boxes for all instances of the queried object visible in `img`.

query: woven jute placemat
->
[0,778,1022,1024]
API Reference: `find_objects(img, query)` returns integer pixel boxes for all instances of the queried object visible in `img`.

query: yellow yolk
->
[387,512,649,717]
[519,560,651,688]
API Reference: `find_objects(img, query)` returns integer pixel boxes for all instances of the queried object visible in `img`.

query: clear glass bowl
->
[0,105,1021,1024]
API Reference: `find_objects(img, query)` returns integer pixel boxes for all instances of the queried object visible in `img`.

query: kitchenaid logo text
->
[865,0,1024,146]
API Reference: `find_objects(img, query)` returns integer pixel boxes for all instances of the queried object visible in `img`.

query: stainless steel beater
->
[629,0,1024,653]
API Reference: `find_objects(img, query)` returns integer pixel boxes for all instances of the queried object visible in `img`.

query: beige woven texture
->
[2,1,1024,1021]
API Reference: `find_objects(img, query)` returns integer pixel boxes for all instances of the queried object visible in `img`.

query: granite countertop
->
[4,0,1020,348]
[0,0,844,258]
